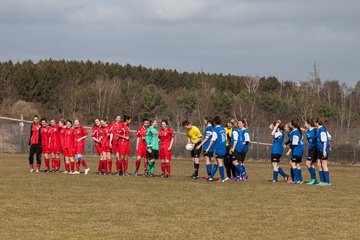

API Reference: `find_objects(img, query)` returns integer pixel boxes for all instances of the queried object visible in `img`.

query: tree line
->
[0,59,359,132]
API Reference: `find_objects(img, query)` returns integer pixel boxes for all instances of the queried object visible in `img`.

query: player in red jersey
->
[116,115,132,176]
[100,118,112,175]
[28,115,42,172]
[109,116,123,174]
[134,118,150,176]
[92,119,103,173]
[63,120,75,174]
[48,118,61,172]
[58,119,66,171]
[40,118,51,172]
[159,120,174,177]
[73,119,90,174]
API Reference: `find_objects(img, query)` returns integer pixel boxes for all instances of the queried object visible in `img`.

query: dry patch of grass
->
[0,154,359,240]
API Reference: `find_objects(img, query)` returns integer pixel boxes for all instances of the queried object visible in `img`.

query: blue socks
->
[278,167,287,178]
[235,164,242,177]
[324,171,330,184]
[219,166,225,180]
[290,168,295,180]
[273,171,279,181]
[319,170,325,182]
[210,165,219,179]
[240,164,247,177]
[206,164,212,176]
[298,169,303,182]
[308,166,316,180]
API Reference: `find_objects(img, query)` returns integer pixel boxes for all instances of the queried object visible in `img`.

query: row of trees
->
[0,60,359,132]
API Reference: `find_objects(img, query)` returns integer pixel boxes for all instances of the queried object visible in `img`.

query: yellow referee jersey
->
[225,127,232,146]
[186,125,202,144]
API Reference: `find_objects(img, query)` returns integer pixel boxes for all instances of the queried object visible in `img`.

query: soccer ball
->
[185,143,194,151]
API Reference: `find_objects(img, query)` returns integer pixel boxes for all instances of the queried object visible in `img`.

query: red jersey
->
[59,127,66,148]
[74,125,88,142]
[91,125,101,142]
[40,126,50,147]
[110,122,123,144]
[48,124,60,148]
[30,123,41,145]
[63,128,75,149]
[136,126,147,147]
[100,125,111,147]
[159,128,174,146]
[117,124,130,144]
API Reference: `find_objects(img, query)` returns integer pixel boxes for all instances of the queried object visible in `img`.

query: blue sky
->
[1,0,359,85]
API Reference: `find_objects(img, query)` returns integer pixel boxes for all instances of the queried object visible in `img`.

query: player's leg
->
[216,157,226,182]
[160,148,166,177]
[239,151,248,180]
[204,152,213,179]
[35,145,42,172]
[106,152,112,175]
[43,152,50,172]
[320,160,330,185]
[134,155,141,176]
[28,145,36,172]
[224,147,232,178]
[296,161,303,184]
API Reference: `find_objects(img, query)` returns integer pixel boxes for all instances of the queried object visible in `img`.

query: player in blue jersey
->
[238,119,250,181]
[269,120,289,182]
[314,118,331,186]
[196,117,215,179]
[229,121,246,181]
[304,119,318,185]
[286,120,304,184]
[205,116,227,183]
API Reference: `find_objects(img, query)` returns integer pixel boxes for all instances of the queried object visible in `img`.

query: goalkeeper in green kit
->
[145,119,159,177]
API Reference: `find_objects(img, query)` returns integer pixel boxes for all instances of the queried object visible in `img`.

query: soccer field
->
[0,154,359,240]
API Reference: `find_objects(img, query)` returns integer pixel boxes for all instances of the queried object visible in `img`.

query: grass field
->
[0,154,359,240]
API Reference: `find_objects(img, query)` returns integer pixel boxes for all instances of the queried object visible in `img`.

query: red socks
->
[57,158,61,170]
[45,158,50,169]
[119,160,123,173]
[76,162,80,172]
[81,159,88,169]
[70,162,75,172]
[135,160,141,171]
[124,160,128,173]
[65,162,70,172]
[30,164,34,169]
[161,162,166,175]
[51,159,56,170]
[144,161,148,172]
[166,162,171,175]
[103,160,108,173]
[107,159,112,173]
[36,164,41,170]
[97,159,102,172]
[116,160,120,172]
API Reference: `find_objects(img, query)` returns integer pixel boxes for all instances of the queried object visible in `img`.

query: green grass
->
[0,154,359,240]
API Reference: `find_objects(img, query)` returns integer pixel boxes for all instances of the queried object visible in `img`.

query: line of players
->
[269,118,332,186]
[182,116,250,183]
[28,115,175,177]
[91,116,174,177]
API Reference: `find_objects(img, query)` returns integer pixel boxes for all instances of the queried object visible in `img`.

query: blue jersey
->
[306,128,317,150]
[203,125,215,152]
[316,126,330,154]
[289,129,304,157]
[240,128,250,152]
[231,128,243,152]
[272,130,284,155]
[211,125,227,156]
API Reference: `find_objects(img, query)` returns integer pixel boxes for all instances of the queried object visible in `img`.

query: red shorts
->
[112,142,120,154]
[75,142,85,155]
[41,145,51,154]
[101,144,111,153]
[137,145,148,158]
[63,148,74,157]
[49,142,60,154]
[119,141,131,156]
[94,143,102,155]
[160,146,172,160]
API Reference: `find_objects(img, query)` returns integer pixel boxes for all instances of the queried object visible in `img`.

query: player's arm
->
[205,131,217,153]
[230,131,238,154]
[321,131,328,157]
[243,132,250,145]
[168,132,174,151]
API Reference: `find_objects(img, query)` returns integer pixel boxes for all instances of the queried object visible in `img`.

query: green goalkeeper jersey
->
[146,126,159,151]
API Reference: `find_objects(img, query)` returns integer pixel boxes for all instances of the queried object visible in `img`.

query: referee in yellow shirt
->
[182,120,202,179]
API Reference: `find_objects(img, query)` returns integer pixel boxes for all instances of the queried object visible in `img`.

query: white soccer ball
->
[185,143,194,151]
